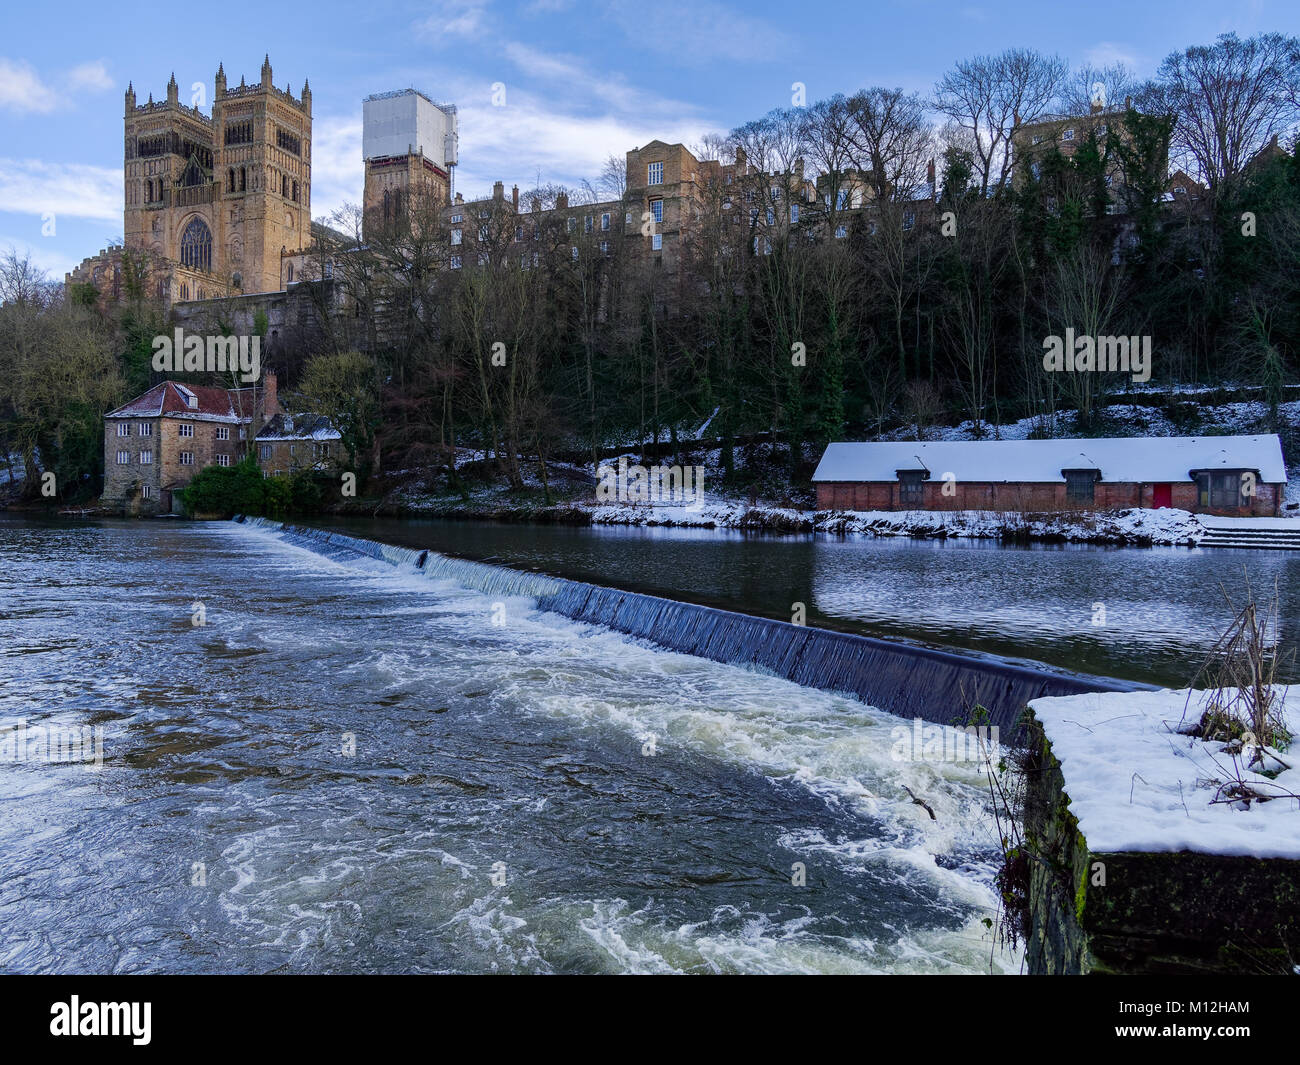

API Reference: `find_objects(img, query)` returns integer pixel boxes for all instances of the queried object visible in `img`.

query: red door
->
[1153,484,1172,509]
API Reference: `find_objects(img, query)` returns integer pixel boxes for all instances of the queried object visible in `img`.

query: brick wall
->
[816,480,1281,516]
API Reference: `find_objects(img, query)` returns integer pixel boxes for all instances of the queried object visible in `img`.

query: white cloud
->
[603,0,788,64]
[0,57,117,114]
[309,116,364,221]
[0,157,122,221]
[414,0,491,41]
[0,235,85,280]
[1083,42,1143,73]
[0,58,56,114]
[68,60,114,94]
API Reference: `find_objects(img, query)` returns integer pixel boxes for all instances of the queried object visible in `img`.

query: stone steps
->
[1200,526,1300,551]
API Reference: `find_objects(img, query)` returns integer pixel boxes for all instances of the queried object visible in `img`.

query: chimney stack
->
[512,184,519,210]
[736,146,747,173]
[493,180,504,201]
[262,372,279,420]
[557,191,569,209]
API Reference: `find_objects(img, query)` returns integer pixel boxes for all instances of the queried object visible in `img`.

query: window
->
[647,161,663,185]
[451,255,462,269]
[478,225,488,242]
[450,213,462,224]
[141,484,153,500]
[117,423,131,437]
[1031,134,1043,145]
[652,234,663,251]
[571,246,579,260]
[179,424,194,437]
[140,449,153,465]
[601,213,610,231]
[116,450,130,465]
[315,443,330,460]
[216,426,230,440]
[180,217,212,273]
[1065,471,1096,503]
[649,199,663,223]
[835,225,847,239]
[139,422,152,437]
[749,207,759,224]
[238,427,246,440]
[898,471,925,506]
[514,226,523,242]
[836,189,849,210]
[451,228,462,245]
[260,444,272,460]
[600,241,610,257]
[216,454,231,467]
[287,263,294,283]
[179,451,194,466]
[1062,128,1075,141]
[584,215,593,233]
[625,211,633,226]
[766,207,775,225]
[1198,472,1247,508]
[769,186,779,202]
[902,212,915,231]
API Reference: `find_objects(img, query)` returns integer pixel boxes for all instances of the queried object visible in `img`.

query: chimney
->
[512,184,519,210]
[493,180,504,201]
[736,145,747,173]
[455,192,463,204]
[557,191,569,209]
[262,372,279,420]
[1125,95,1132,110]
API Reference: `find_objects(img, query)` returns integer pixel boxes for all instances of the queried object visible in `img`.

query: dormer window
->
[1062,128,1076,141]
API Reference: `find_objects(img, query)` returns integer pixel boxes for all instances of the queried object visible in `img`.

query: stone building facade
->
[68,57,312,306]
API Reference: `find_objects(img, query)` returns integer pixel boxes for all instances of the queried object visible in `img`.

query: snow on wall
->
[1030,687,1300,859]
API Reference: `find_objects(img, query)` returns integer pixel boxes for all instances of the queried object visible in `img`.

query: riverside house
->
[812,436,1288,516]
[102,374,340,514]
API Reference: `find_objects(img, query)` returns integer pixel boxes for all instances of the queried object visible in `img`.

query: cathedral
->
[67,57,313,304]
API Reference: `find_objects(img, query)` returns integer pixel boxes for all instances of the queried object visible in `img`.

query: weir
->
[234,516,1154,735]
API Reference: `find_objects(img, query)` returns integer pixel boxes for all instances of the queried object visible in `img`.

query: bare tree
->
[1146,32,1300,193]
[845,87,931,202]
[934,48,1068,196]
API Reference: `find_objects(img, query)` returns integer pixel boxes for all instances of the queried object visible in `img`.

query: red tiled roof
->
[107,381,247,420]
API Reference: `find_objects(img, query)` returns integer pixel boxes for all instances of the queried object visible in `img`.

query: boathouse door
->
[1153,483,1172,509]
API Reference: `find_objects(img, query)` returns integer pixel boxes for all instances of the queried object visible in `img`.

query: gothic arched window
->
[228,168,235,192]
[287,263,294,283]
[239,167,246,192]
[180,217,213,273]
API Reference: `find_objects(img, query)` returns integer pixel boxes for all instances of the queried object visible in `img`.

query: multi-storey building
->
[68,57,313,306]
[101,373,336,514]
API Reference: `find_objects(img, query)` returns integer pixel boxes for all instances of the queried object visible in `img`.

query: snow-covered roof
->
[105,381,248,423]
[256,412,341,441]
[812,435,1287,485]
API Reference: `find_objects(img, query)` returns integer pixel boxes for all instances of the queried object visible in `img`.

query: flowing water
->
[305,516,1300,687]
[0,516,1013,974]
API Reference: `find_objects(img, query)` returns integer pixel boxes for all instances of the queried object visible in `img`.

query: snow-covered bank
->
[1029,687,1298,859]
[583,496,1208,545]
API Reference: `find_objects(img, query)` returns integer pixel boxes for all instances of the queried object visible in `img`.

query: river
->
[305,516,1300,687]
[0,516,1012,974]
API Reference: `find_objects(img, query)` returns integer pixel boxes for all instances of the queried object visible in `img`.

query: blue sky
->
[2,0,1296,279]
